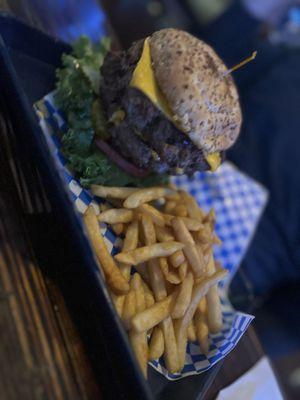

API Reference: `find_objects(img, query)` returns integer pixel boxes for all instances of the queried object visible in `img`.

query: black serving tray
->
[0,13,221,400]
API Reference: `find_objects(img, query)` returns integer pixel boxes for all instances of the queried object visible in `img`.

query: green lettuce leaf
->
[55,36,167,188]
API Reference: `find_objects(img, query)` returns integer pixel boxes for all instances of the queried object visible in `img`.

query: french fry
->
[164,215,202,231]
[161,316,179,373]
[163,214,175,226]
[172,272,194,319]
[131,291,176,333]
[180,191,205,221]
[149,326,164,360]
[213,234,222,246]
[159,257,181,284]
[138,204,165,227]
[174,269,227,364]
[122,290,136,330]
[115,242,184,265]
[204,209,216,229]
[112,223,124,236]
[124,187,176,209]
[174,318,188,371]
[98,208,133,224]
[165,281,175,295]
[129,274,148,377]
[187,321,196,342]
[99,203,111,212]
[172,218,205,277]
[86,184,224,376]
[174,204,188,217]
[178,262,188,281]
[141,280,155,307]
[179,217,202,231]
[119,220,139,281]
[155,225,174,242]
[141,213,156,244]
[111,293,125,317]
[194,224,212,244]
[91,185,138,199]
[206,254,223,333]
[142,215,179,373]
[144,291,155,308]
[83,207,129,294]
[135,263,150,285]
[194,299,210,354]
[169,250,185,268]
[164,200,177,214]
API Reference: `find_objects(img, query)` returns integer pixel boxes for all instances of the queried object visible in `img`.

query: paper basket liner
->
[34,92,267,380]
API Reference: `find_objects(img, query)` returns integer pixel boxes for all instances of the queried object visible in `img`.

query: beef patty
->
[100,39,222,175]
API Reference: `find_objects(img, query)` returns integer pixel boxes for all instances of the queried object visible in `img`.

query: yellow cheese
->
[206,152,221,172]
[131,38,222,173]
[130,38,174,121]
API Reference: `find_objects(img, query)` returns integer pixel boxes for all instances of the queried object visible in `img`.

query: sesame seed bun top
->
[149,28,242,154]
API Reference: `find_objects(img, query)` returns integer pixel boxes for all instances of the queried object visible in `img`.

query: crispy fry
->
[175,269,227,363]
[129,274,148,377]
[83,207,129,294]
[164,214,202,231]
[181,191,205,221]
[169,250,185,268]
[178,262,188,281]
[131,273,146,311]
[164,200,177,214]
[142,215,180,373]
[155,225,174,242]
[194,224,212,244]
[194,308,210,355]
[124,187,176,209]
[111,293,125,317]
[131,291,176,333]
[122,290,136,330]
[187,321,196,342]
[118,220,139,281]
[142,217,168,301]
[159,257,181,284]
[172,218,205,277]
[172,272,194,319]
[91,185,138,199]
[206,254,223,333]
[99,203,111,212]
[135,263,150,285]
[140,281,155,309]
[98,208,133,224]
[149,326,164,361]
[174,204,188,217]
[112,223,124,236]
[161,316,179,373]
[174,318,188,371]
[180,217,202,231]
[213,234,222,246]
[163,214,174,226]
[115,242,184,265]
[138,204,165,227]
[141,213,156,244]
[204,209,216,229]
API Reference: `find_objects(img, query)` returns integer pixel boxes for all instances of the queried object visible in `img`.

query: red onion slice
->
[95,139,150,178]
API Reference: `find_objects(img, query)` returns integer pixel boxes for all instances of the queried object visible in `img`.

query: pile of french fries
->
[83,185,227,378]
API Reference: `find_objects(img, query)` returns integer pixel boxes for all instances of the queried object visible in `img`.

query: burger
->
[55,29,242,187]
[99,28,242,177]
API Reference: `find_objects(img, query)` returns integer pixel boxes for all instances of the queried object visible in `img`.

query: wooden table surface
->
[0,1,264,399]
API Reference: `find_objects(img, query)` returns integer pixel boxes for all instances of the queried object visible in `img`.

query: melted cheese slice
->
[206,152,221,172]
[130,38,174,121]
[130,39,221,172]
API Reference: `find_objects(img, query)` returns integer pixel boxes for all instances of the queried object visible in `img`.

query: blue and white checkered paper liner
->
[34,92,267,380]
